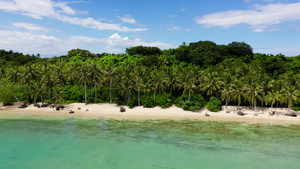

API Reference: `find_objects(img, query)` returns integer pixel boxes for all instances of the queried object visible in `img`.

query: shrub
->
[156,92,173,108]
[292,107,300,111]
[141,94,155,108]
[127,96,138,108]
[175,94,205,111]
[206,96,222,112]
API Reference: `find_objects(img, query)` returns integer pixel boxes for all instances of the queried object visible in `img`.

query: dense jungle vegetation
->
[1,41,300,113]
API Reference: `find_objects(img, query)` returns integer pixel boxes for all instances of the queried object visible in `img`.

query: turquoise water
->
[0,116,300,169]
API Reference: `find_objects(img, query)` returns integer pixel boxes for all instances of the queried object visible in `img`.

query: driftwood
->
[286,113,297,117]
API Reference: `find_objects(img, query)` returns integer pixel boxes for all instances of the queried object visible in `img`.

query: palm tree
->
[51,87,64,105]
[70,62,91,105]
[265,89,281,113]
[282,85,299,114]
[231,80,246,111]
[200,68,221,97]
[89,62,102,102]
[103,64,116,104]
[132,65,145,106]
[245,82,263,115]
[119,77,134,105]
[177,66,198,101]
[220,74,234,113]
[151,70,166,102]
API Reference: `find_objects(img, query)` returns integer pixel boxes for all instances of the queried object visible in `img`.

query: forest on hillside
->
[1,41,300,114]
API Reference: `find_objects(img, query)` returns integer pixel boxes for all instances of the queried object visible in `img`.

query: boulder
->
[69,110,75,114]
[41,104,48,107]
[120,106,126,112]
[18,104,27,108]
[237,111,245,116]
[205,113,210,116]
[269,111,275,116]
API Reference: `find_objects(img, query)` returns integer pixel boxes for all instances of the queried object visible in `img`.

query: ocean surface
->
[0,114,300,169]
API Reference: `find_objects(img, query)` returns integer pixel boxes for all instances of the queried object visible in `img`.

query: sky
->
[0,0,299,57]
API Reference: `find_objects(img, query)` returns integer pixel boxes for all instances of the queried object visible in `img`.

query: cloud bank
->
[0,0,147,32]
[0,30,175,57]
[195,2,300,32]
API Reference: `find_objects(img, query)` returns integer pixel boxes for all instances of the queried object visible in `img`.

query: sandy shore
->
[1,103,300,125]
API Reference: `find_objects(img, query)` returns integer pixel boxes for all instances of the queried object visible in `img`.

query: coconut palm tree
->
[89,62,102,102]
[220,74,235,113]
[282,85,299,114]
[265,89,281,113]
[245,82,263,115]
[200,68,221,97]
[151,70,166,101]
[132,66,145,106]
[231,80,246,111]
[103,64,117,104]
[70,62,91,104]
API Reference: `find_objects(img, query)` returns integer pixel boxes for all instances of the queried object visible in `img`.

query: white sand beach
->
[1,103,300,125]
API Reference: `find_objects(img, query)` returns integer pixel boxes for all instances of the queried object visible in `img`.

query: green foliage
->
[175,94,205,111]
[206,96,222,112]
[141,94,155,108]
[0,49,40,65]
[156,92,173,108]
[292,107,300,111]
[128,96,138,108]
[126,46,161,56]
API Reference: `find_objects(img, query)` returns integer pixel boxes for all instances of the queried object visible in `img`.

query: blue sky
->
[0,0,299,57]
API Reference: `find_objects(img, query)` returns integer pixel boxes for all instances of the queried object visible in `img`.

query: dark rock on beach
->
[237,111,245,116]
[120,106,126,112]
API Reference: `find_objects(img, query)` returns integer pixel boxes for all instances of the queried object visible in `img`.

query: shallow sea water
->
[0,114,300,169]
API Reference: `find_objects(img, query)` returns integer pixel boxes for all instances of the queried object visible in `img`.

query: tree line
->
[1,41,300,114]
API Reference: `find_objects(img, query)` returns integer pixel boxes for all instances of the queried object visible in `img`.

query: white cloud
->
[168,26,193,32]
[12,22,49,32]
[0,0,147,32]
[117,15,136,24]
[0,31,175,57]
[181,8,185,12]
[195,2,300,32]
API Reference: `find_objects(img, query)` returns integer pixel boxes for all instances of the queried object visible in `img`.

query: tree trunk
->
[95,82,97,103]
[12,93,20,103]
[110,79,112,104]
[84,80,87,105]
[225,97,228,112]
[154,90,156,102]
[271,103,273,113]
[254,102,257,115]
[288,102,290,114]
[138,86,140,106]
[41,94,44,104]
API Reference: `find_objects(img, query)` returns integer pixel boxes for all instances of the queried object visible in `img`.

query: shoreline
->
[1,103,300,125]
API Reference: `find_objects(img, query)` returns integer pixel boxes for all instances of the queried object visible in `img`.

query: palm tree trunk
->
[138,86,140,106]
[288,102,290,114]
[41,94,44,104]
[226,97,228,112]
[154,90,156,102]
[84,80,87,105]
[271,103,273,113]
[110,79,112,104]
[188,90,191,102]
[254,102,257,115]
[12,93,20,103]
[95,82,97,103]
